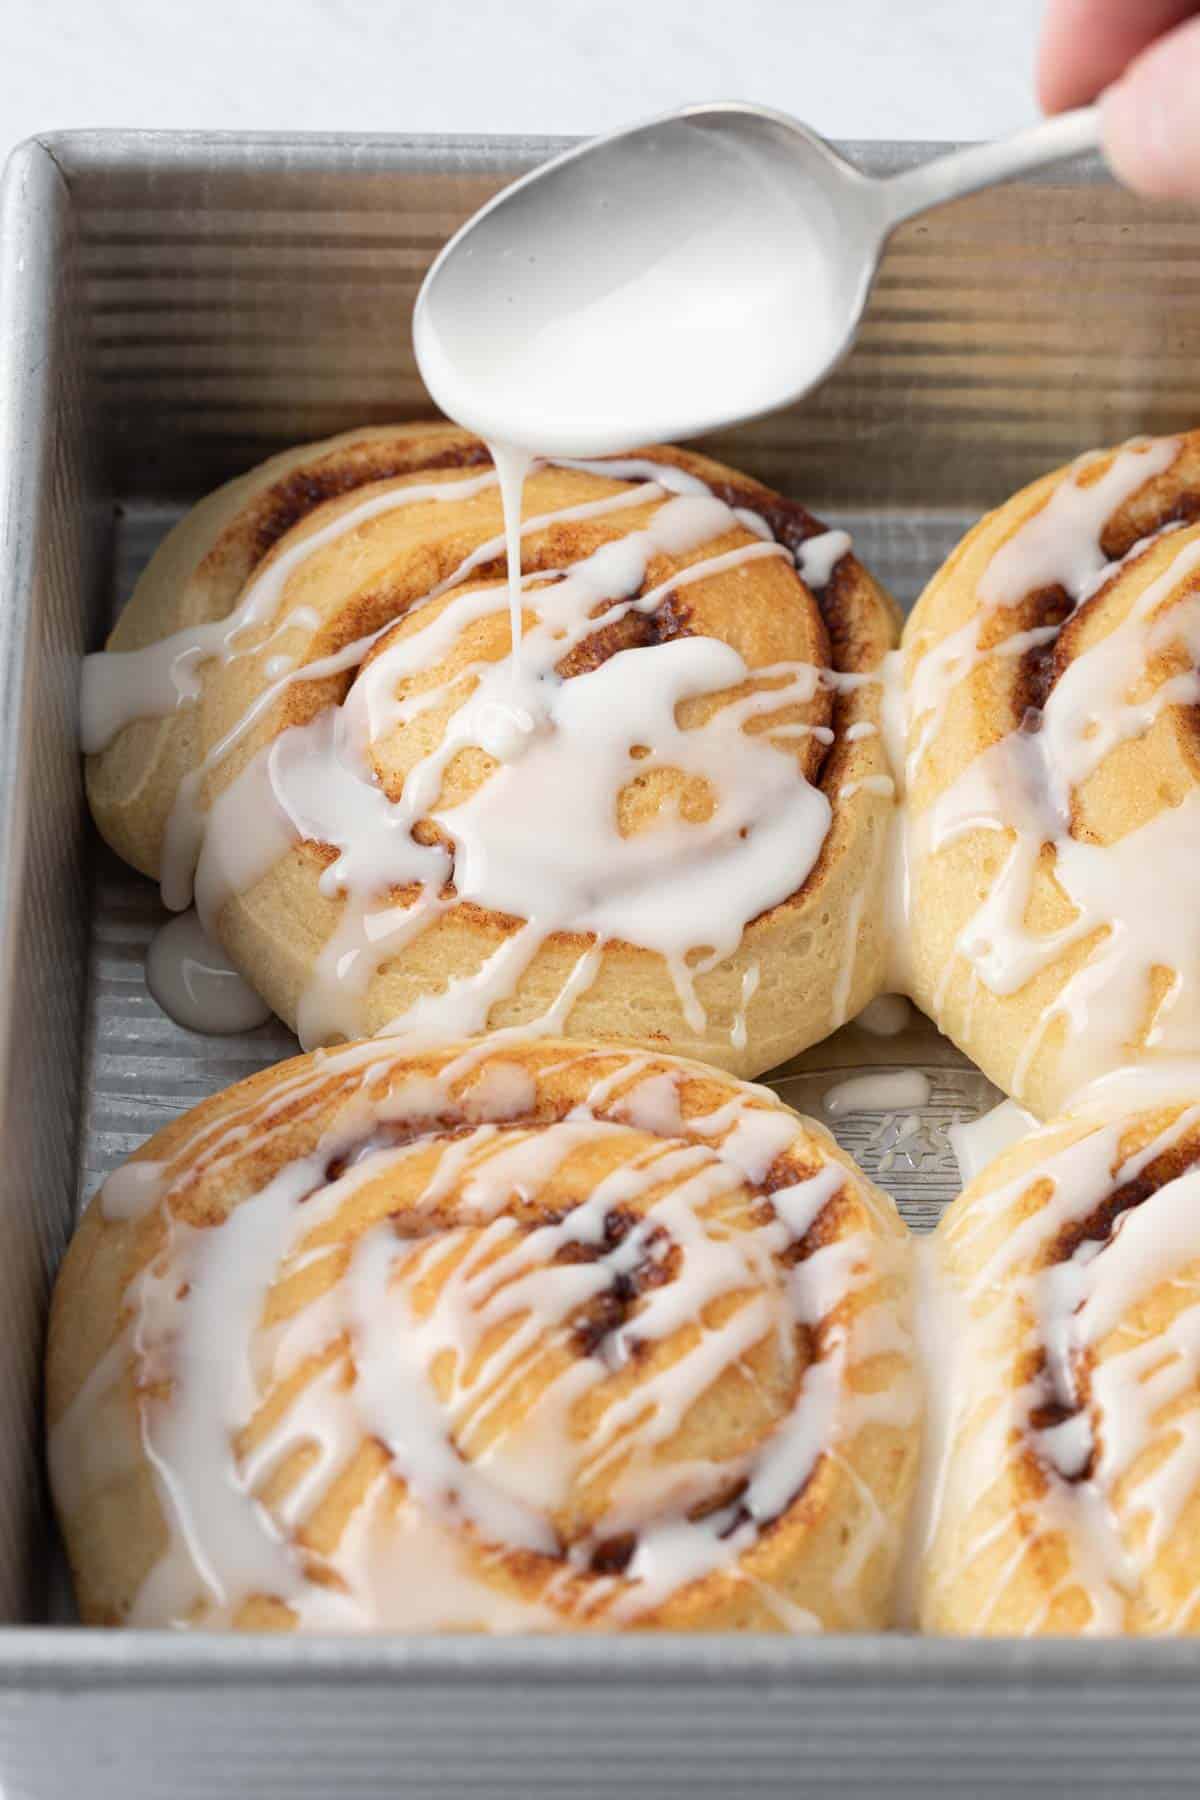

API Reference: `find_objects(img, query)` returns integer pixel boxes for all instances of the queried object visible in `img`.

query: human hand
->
[1039,0,1200,198]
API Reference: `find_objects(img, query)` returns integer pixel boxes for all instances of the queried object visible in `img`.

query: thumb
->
[1102,14,1200,199]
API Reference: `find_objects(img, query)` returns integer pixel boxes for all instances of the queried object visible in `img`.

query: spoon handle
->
[879,106,1101,228]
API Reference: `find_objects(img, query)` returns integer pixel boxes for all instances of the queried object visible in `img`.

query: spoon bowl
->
[415,101,1100,457]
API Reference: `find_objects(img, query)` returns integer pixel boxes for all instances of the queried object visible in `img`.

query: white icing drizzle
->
[838,774,894,802]
[947,1098,1036,1187]
[905,438,1179,784]
[85,451,881,1052]
[797,528,852,591]
[1067,1060,1200,1119]
[156,477,663,917]
[146,909,273,1035]
[730,962,761,1054]
[923,1101,1200,1633]
[79,467,504,756]
[904,434,1200,1104]
[823,1070,931,1119]
[552,455,713,498]
[53,1047,918,1632]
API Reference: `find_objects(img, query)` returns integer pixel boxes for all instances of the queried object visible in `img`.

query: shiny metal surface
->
[4,126,1200,1797]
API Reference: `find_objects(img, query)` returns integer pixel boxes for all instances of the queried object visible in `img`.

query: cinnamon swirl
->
[900,430,1200,1117]
[82,425,899,1074]
[919,1073,1200,1635]
[47,1039,921,1632]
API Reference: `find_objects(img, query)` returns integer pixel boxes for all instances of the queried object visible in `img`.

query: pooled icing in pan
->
[145,910,272,1036]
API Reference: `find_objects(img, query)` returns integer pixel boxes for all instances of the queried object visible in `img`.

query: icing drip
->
[947,1099,1036,1186]
[731,963,761,1054]
[146,910,273,1036]
[52,1045,918,1632]
[797,529,851,590]
[853,994,911,1037]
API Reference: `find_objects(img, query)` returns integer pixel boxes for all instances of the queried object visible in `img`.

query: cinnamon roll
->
[47,1038,921,1632]
[900,430,1200,1118]
[919,1074,1200,1635]
[82,424,899,1074]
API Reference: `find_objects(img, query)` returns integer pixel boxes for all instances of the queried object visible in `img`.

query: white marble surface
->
[3,0,1043,164]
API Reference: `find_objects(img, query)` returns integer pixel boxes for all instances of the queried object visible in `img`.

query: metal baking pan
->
[5,127,1200,1799]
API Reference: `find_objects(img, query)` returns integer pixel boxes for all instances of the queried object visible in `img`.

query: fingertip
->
[1101,20,1200,200]
[1036,0,1093,112]
[1035,60,1072,118]
[1036,0,1200,116]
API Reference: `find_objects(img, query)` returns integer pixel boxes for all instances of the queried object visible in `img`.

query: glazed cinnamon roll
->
[82,424,899,1074]
[919,1075,1200,1635]
[900,430,1200,1118]
[47,1039,921,1632]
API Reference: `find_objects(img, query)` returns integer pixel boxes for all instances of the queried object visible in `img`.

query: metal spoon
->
[414,102,1100,456]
